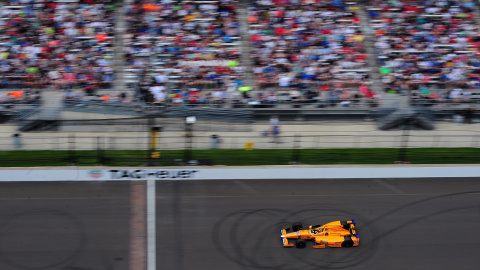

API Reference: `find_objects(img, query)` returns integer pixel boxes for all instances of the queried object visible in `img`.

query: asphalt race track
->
[157,178,480,270]
[0,177,479,270]
[0,182,131,270]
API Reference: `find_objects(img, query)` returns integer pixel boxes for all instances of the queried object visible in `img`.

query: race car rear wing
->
[349,224,357,235]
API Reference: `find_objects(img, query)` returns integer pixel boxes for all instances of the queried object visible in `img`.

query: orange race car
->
[281,219,359,248]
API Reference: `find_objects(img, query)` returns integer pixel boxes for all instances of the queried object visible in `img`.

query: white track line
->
[147,180,156,270]
[156,193,480,199]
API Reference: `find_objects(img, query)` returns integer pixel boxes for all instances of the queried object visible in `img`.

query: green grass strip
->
[0,148,478,167]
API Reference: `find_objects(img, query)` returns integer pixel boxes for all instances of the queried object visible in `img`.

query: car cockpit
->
[310,225,324,234]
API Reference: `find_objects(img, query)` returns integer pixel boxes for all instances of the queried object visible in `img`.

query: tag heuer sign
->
[88,170,103,179]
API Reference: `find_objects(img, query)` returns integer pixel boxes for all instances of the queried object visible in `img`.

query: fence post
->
[183,116,196,164]
[470,134,477,148]
[145,117,160,166]
[68,134,77,165]
[291,134,301,164]
[397,121,411,163]
[97,136,105,165]
[110,136,115,150]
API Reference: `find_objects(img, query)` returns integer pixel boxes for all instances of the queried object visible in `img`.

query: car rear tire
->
[292,222,302,232]
[342,235,353,247]
[296,239,306,248]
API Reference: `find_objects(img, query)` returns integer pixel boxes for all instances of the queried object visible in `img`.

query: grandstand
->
[0,0,478,125]
[0,0,116,90]
[369,0,480,95]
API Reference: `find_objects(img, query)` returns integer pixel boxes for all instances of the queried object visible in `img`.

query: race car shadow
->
[0,208,87,269]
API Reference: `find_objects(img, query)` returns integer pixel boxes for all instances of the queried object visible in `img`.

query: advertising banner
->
[0,166,478,181]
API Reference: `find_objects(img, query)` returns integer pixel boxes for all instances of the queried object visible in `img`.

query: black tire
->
[296,239,307,249]
[342,235,353,247]
[292,222,303,232]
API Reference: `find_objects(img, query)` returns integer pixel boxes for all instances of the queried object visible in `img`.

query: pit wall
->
[0,165,478,181]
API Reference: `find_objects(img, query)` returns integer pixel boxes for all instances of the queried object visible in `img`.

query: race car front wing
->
[281,229,294,247]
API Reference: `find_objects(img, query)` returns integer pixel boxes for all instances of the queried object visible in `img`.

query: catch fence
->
[0,133,479,167]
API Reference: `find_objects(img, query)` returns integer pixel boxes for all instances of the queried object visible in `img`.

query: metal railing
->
[3,98,478,124]
[62,99,144,115]
[2,134,478,151]
[62,97,480,111]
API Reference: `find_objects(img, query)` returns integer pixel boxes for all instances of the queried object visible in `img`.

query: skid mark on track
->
[234,180,259,194]
[0,209,86,269]
[364,190,480,226]
[211,191,480,270]
[373,179,405,194]
[212,207,377,270]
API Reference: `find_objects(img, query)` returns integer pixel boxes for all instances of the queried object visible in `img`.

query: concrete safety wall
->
[0,165,478,181]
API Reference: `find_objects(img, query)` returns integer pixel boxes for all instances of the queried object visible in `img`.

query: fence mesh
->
[0,133,479,167]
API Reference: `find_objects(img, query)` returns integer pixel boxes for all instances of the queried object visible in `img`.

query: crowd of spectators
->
[369,0,480,97]
[247,0,370,92]
[0,0,115,90]
[124,0,246,104]
[2,0,480,112]
[410,86,480,106]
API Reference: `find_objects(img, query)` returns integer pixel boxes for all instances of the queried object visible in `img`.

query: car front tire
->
[292,222,302,232]
[296,239,306,248]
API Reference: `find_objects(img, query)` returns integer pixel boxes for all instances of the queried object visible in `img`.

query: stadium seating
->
[247,0,370,91]
[124,0,245,105]
[368,0,480,100]
[0,0,115,90]
[0,0,479,109]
